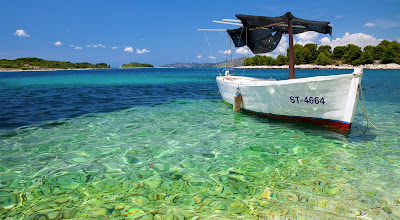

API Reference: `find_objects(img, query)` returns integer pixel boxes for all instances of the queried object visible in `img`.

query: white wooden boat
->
[216,68,362,130]
[204,12,364,131]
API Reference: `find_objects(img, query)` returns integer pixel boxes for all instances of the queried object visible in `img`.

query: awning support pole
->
[288,18,295,79]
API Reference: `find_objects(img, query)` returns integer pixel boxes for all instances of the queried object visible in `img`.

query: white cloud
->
[196,55,202,59]
[54,41,62,46]
[74,46,83,50]
[260,53,273,57]
[88,44,106,48]
[208,56,216,59]
[124,47,134,53]
[295,32,319,45]
[219,49,231,54]
[275,36,288,54]
[137,48,150,54]
[14,29,30,37]
[320,37,331,45]
[235,47,251,55]
[320,32,382,48]
[363,23,376,27]
[112,47,118,49]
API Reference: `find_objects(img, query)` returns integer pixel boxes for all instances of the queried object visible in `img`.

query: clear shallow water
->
[0,68,399,219]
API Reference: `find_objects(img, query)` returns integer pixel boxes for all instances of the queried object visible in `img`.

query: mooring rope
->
[357,84,377,129]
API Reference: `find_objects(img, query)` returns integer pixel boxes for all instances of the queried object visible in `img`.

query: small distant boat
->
[206,12,363,131]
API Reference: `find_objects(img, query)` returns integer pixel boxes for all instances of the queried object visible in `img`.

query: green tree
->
[262,56,275,65]
[243,57,254,66]
[343,44,362,64]
[315,51,331,65]
[381,47,396,64]
[318,45,332,54]
[270,58,277,66]
[389,41,400,58]
[359,52,374,64]
[363,45,375,54]
[259,56,267,65]
[289,44,304,64]
[276,54,288,66]
[333,46,346,59]
[304,43,318,62]
[379,40,391,48]
[372,45,385,60]
[253,55,261,66]
[302,47,312,64]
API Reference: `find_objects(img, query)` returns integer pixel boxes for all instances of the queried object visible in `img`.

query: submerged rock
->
[131,196,150,206]
[55,196,70,204]
[47,211,60,219]
[125,155,141,164]
[62,209,78,219]
[382,206,392,214]
[325,187,341,195]
[89,208,107,217]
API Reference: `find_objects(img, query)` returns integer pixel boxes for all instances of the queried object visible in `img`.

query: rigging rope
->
[204,32,221,75]
[241,28,248,76]
[224,34,234,70]
[357,84,377,130]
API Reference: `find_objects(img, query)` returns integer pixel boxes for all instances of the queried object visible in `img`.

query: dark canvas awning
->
[227,12,332,54]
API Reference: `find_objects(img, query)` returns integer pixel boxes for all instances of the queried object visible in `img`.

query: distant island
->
[119,62,153,68]
[157,57,246,68]
[0,57,110,71]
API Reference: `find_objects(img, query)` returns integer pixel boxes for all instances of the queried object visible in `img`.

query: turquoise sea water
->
[0,68,399,219]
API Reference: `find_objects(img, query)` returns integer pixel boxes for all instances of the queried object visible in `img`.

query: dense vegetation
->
[120,62,153,68]
[0,57,110,69]
[244,40,400,66]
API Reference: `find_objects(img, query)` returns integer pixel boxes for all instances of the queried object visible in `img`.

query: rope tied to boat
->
[357,82,377,130]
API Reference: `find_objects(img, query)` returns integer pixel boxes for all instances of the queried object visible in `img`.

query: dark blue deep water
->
[0,68,219,129]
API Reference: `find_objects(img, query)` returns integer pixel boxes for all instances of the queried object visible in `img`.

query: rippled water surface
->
[0,68,399,219]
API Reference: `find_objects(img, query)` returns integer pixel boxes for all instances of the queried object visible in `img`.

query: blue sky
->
[1,0,399,67]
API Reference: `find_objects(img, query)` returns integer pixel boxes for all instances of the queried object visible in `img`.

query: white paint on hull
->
[216,69,362,125]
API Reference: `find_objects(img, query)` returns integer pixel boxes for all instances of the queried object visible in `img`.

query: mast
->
[288,18,295,79]
[225,12,331,78]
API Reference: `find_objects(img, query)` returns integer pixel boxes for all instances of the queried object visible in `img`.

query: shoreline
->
[0,68,110,72]
[236,63,400,70]
[1,63,400,72]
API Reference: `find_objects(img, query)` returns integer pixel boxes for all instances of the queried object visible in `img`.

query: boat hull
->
[216,69,362,130]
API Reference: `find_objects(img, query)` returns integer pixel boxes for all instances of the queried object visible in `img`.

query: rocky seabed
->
[1,163,398,219]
